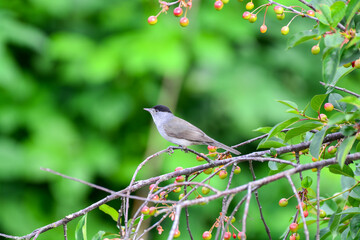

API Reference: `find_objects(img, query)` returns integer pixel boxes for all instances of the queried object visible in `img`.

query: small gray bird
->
[144,105,240,155]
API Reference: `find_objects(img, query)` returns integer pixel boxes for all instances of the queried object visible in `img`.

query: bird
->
[144,105,240,155]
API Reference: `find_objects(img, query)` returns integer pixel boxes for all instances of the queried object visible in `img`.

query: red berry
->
[296,202,306,210]
[148,206,157,216]
[202,231,212,240]
[324,103,334,111]
[180,17,189,27]
[274,5,284,14]
[176,175,185,182]
[219,170,228,179]
[328,146,337,154]
[260,24,267,33]
[233,233,237,239]
[319,113,327,121]
[224,232,232,239]
[149,184,158,191]
[281,26,289,35]
[312,157,318,162]
[234,166,241,174]
[279,198,288,207]
[147,16,158,25]
[179,193,185,200]
[173,229,181,238]
[303,210,309,217]
[214,0,224,10]
[354,59,360,69]
[248,14,257,23]
[289,223,299,232]
[175,166,184,171]
[311,45,320,55]
[237,232,246,239]
[246,2,254,10]
[152,195,159,201]
[307,10,315,17]
[203,167,213,174]
[196,154,205,161]
[173,7,183,17]
[173,187,181,193]
[242,11,251,20]
[141,206,150,215]
[208,145,217,152]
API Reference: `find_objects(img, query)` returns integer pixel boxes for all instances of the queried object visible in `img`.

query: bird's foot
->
[179,146,189,153]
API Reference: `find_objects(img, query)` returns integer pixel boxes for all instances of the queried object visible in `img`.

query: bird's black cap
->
[153,105,172,113]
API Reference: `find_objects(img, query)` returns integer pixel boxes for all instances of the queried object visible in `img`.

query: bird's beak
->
[144,108,151,112]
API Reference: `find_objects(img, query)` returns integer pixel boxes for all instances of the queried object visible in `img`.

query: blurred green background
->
[0,0,359,239]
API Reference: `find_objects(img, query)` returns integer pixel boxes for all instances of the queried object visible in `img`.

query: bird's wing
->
[163,117,213,144]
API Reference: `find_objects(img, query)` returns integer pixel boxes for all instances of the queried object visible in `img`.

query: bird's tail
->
[211,140,241,155]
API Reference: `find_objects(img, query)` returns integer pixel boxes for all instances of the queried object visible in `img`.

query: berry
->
[276,13,285,20]
[343,62,352,68]
[149,184,158,191]
[152,195,159,201]
[233,233,237,239]
[174,229,181,238]
[312,168,318,172]
[179,193,185,200]
[176,175,185,182]
[219,170,228,179]
[279,198,288,207]
[148,16,158,25]
[148,206,157,216]
[324,103,334,111]
[202,187,210,195]
[180,17,189,27]
[289,223,299,232]
[303,210,309,217]
[224,232,232,239]
[281,26,289,35]
[202,231,212,240]
[274,5,284,14]
[313,35,321,40]
[175,166,184,171]
[290,233,300,240]
[237,232,246,239]
[196,155,205,161]
[296,202,306,210]
[354,59,360,69]
[230,216,236,223]
[248,14,257,23]
[242,11,251,20]
[260,24,267,33]
[173,7,183,17]
[328,146,337,154]
[246,2,254,10]
[312,157,318,162]
[319,209,326,218]
[159,191,168,199]
[173,187,181,193]
[234,166,241,174]
[214,0,224,10]
[222,0,230,3]
[311,45,320,55]
[204,167,213,174]
[208,145,217,153]
[319,113,327,122]
[307,10,315,17]
[141,206,150,215]
[214,167,221,175]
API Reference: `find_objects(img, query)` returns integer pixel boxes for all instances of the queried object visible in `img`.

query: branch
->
[320,81,360,97]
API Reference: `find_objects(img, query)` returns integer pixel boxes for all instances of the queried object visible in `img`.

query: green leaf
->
[253,126,272,133]
[277,100,298,110]
[268,161,278,170]
[301,176,313,188]
[322,48,340,84]
[330,1,346,27]
[310,126,328,158]
[328,164,354,178]
[265,117,299,142]
[330,208,342,236]
[337,136,356,168]
[284,122,323,142]
[311,94,328,112]
[340,125,356,137]
[99,204,119,222]
[287,29,319,49]
[329,93,347,112]
[91,231,106,240]
[257,139,287,149]
[340,96,360,108]
[357,142,360,153]
[75,214,87,240]
[328,112,346,125]
[350,186,360,201]
[347,36,360,49]
[326,66,354,90]
[316,4,333,25]
[345,0,360,27]
[338,207,360,215]
[350,214,360,238]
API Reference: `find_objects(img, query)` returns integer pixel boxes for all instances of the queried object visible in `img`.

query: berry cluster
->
[148,0,192,27]
[201,213,245,239]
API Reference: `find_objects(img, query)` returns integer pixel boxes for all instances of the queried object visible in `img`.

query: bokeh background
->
[0,0,359,239]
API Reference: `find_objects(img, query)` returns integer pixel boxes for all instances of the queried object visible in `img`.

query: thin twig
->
[286,175,309,240]
[241,184,252,236]
[184,175,194,240]
[167,205,182,240]
[249,161,272,239]
[320,82,360,97]
[63,224,68,240]
[297,0,316,11]
[316,168,321,240]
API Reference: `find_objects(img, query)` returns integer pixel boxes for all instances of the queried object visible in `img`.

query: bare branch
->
[320,81,360,97]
